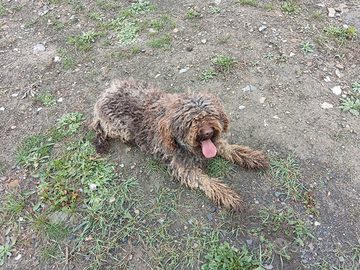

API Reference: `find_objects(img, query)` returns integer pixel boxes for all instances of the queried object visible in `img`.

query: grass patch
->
[280,1,301,15]
[263,53,274,61]
[338,81,360,117]
[37,92,56,107]
[148,33,171,49]
[299,41,314,55]
[117,20,140,44]
[212,55,238,73]
[186,9,202,19]
[209,7,221,14]
[146,158,168,176]
[0,237,16,266]
[236,0,258,7]
[67,31,101,51]
[129,0,155,14]
[0,3,8,16]
[323,25,356,45]
[201,69,217,82]
[311,11,324,21]
[206,156,233,178]
[202,240,262,269]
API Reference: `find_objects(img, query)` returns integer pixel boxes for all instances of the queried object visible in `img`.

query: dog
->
[91,78,269,212]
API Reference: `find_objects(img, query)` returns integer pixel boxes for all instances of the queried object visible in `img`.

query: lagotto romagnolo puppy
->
[91,78,269,212]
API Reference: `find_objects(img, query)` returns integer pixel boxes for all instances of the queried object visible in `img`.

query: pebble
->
[8,180,20,188]
[335,64,344,70]
[259,97,266,103]
[243,85,257,92]
[328,7,335,17]
[215,0,221,5]
[335,69,344,78]
[259,26,267,32]
[239,105,246,110]
[89,184,97,191]
[201,39,207,44]
[264,265,274,270]
[70,234,76,240]
[321,102,333,109]
[324,76,331,82]
[0,107,4,111]
[173,28,178,33]
[15,254,22,260]
[331,86,342,95]
[211,206,217,212]
[179,67,189,74]
[206,214,213,221]
[246,239,253,245]
[57,97,63,102]
[186,46,193,52]
[339,256,345,262]
[33,44,46,54]
[274,192,280,198]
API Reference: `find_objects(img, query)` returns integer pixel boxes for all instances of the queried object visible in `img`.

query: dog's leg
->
[216,138,269,169]
[91,118,110,153]
[172,166,244,213]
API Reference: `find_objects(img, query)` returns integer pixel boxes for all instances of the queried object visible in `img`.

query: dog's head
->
[159,91,229,158]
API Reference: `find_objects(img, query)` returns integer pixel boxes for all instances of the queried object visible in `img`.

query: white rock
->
[314,221,321,226]
[273,115,280,119]
[243,85,257,92]
[15,254,22,261]
[179,67,189,74]
[331,86,342,95]
[215,0,221,5]
[57,97,63,102]
[0,107,4,111]
[89,184,97,191]
[37,107,42,112]
[155,74,161,78]
[201,39,207,44]
[259,97,266,103]
[239,105,246,110]
[33,44,46,54]
[259,26,267,32]
[11,126,16,129]
[324,76,331,82]
[328,7,336,17]
[289,52,295,57]
[109,197,116,203]
[54,56,61,62]
[173,28,178,33]
[321,102,333,109]
[12,93,19,97]
[335,69,344,78]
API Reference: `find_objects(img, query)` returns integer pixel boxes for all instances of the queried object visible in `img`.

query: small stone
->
[186,46,193,52]
[54,56,61,62]
[57,97,63,102]
[211,206,217,212]
[244,76,250,82]
[33,44,46,54]
[274,192,280,198]
[335,69,344,78]
[19,104,26,111]
[307,62,312,67]
[109,197,116,203]
[243,85,257,92]
[11,126,16,130]
[193,242,199,248]
[15,254,22,261]
[246,239,253,245]
[201,39,207,44]
[206,214,213,221]
[324,76,331,82]
[339,256,345,262]
[290,38,298,43]
[0,107,4,111]
[328,7,335,17]
[8,180,20,188]
[12,93,19,97]
[264,265,274,270]
[155,74,161,78]
[85,256,90,261]
[335,64,344,70]
[259,97,266,104]
[89,184,97,191]
[239,105,246,110]
[70,234,76,240]
[179,67,189,74]
[259,26,267,32]
[215,0,221,5]
[254,200,259,204]
[134,209,140,215]
[289,52,295,57]
[314,221,321,226]
[321,102,333,109]
[173,28,178,33]
[37,107,42,112]
[331,86,342,95]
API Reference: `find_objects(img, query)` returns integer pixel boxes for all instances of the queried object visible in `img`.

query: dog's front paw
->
[231,146,269,170]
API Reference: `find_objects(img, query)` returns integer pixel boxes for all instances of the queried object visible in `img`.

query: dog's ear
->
[158,117,176,150]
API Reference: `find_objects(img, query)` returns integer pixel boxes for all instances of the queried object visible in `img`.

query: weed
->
[275,55,288,64]
[146,159,168,176]
[298,92,308,99]
[335,53,346,60]
[311,11,324,20]
[296,70,303,76]
[55,112,85,138]
[151,20,163,30]
[68,31,100,51]
[118,21,140,44]
[263,53,274,60]
[129,0,155,14]
[300,41,314,55]
[236,0,258,7]
[218,35,229,43]
[0,4,8,16]
[0,161,5,174]
[206,156,233,178]
[202,240,261,269]
[209,7,221,14]
[212,55,238,73]
[201,69,217,82]
[352,82,360,93]
[97,0,121,10]
[37,92,56,107]
[148,33,171,49]
[25,19,39,29]
[339,95,360,116]
[280,1,301,15]
[268,153,305,201]
[265,4,274,11]
[186,9,202,19]
[0,237,16,266]
[1,193,25,219]
[323,25,356,45]
[130,46,141,54]
[89,12,104,21]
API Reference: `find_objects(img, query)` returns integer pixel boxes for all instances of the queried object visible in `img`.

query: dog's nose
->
[202,128,214,139]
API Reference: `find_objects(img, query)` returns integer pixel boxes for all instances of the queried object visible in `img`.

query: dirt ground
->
[1,0,360,269]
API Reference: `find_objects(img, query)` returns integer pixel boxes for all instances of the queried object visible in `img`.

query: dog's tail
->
[91,118,110,153]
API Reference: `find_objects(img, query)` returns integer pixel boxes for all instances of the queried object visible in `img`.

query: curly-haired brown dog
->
[91,78,269,212]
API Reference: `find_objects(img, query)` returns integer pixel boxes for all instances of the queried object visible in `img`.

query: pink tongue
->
[200,139,217,158]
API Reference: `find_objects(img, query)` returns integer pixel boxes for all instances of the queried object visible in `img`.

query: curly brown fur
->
[91,78,269,213]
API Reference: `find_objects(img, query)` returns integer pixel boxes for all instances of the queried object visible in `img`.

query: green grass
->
[265,4,274,11]
[0,237,16,266]
[67,31,101,51]
[338,82,360,116]
[89,12,105,21]
[323,25,356,45]
[212,55,238,73]
[202,240,262,269]
[1,193,25,219]
[148,33,171,49]
[0,161,6,175]
[263,53,274,61]
[117,20,140,44]
[96,0,121,10]
[206,156,233,178]
[280,1,301,15]
[201,69,217,82]
[311,11,324,20]
[0,3,8,16]
[146,158,168,176]
[209,7,221,14]
[300,41,314,55]
[129,0,155,14]
[37,92,56,107]
[237,0,258,7]
[186,9,202,19]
